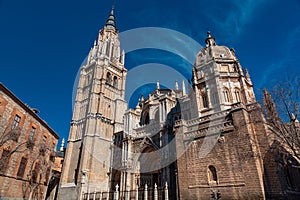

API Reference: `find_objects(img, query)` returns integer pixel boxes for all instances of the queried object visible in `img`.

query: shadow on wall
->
[263,141,300,200]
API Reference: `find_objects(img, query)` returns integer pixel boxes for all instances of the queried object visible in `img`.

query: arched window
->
[145,113,150,125]
[17,157,28,178]
[223,88,230,102]
[32,162,41,182]
[234,90,241,102]
[113,76,118,88]
[208,165,218,183]
[202,93,209,108]
[0,149,10,174]
[106,72,111,85]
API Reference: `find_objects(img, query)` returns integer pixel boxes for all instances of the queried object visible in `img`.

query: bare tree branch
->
[263,77,300,164]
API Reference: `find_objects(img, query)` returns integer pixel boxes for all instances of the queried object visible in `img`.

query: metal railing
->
[82,182,169,200]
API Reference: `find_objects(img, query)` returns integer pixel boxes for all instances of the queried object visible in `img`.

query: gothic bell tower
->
[58,7,127,199]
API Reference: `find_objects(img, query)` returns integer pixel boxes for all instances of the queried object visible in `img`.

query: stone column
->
[99,191,102,200]
[114,184,119,200]
[154,183,158,200]
[106,188,109,200]
[135,185,139,200]
[93,190,96,200]
[144,184,148,200]
[164,182,169,200]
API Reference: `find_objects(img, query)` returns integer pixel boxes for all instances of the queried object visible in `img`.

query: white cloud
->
[257,25,300,88]
[206,0,265,39]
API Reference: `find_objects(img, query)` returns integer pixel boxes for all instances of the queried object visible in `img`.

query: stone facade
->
[0,83,59,200]
[58,7,127,200]
[46,141,65,200]
[58,7,300,200]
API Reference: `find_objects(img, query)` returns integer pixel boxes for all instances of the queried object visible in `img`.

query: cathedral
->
[58,7,300,200]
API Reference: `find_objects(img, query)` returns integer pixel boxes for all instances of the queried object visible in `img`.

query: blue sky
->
[0,0,300,147]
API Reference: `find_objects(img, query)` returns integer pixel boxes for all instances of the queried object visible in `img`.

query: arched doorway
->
[138,146,161,187]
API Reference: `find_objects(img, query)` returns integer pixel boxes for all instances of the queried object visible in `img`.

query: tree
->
[0,126,55,199]
[0,126,29,171]
[263,76,300,165]
[22,146,54,200]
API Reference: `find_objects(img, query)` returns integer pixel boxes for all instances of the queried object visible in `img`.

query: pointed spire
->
[263,88,279,122]
[60,138,65,152]
[291,113,298,122]
[105,6,117,30]
[121,50,125,64]
[175,81,179,90]
[182,80,186,96]
[156,81,160,90]
[205,31,216,47]
[245,69,250,79]
[244,68,253,84]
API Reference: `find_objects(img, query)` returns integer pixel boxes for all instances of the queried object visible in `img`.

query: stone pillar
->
[164,182,169,200]
[114,184,119,200]
[144,184,148,200]
[159,102,162,123]
[93,190,96,200]
[135,185,139,200]
[106,188,109,200]
[125,188,130,200]
[154,183,158,200]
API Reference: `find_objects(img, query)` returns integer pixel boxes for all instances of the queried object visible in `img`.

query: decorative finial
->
[156,80,160,90]
[141,95,145,102]
[207,31,211,38]
[60,138,65,152]
[182,80,186,96]
[205,31,216,47]
[244,68,251,79]
[175,81,179,90]
[111,4,115,15]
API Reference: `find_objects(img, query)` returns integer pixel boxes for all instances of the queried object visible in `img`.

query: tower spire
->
[105,5,117,30]
[205,31,216,47]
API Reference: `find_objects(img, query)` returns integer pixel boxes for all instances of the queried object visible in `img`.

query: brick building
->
[0,83,59,200]
[58,7,300,200]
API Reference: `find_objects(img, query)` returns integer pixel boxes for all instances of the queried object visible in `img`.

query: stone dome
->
[195,32,236,65]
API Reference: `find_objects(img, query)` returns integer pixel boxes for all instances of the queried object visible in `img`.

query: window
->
[29,127,36,140]
[208,165,218,183]
[17,157,28,178]
[223,89,230,102]
[41,136,47,148]
[113,76,118,88]
[106,40,111,56]
[202,94,209,108]
[32,162,41,182]
[234,90,241,102]
[12,114,21,129]
[106,72,111,85]
[0,149,10,173]
[144,113,150,125]
[51,143,56,151]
